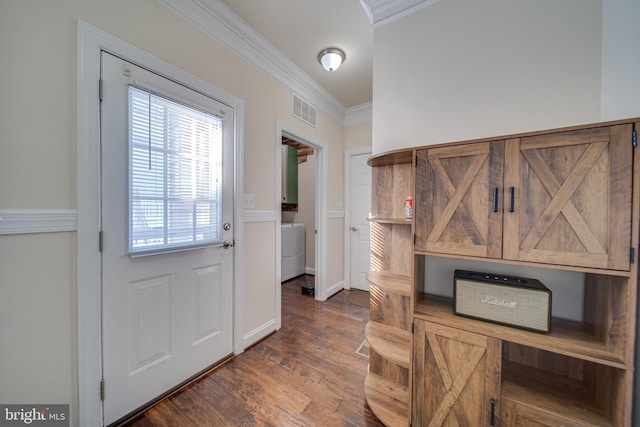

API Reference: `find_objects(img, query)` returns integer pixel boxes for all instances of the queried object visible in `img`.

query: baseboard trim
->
[243,319,277,349]
[326,280,345,298]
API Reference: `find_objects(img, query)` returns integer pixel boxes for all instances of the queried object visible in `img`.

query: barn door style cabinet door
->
[414,141,504,259]
[415,124,634,271]
[503,124,633,270]
[412,320,501,427]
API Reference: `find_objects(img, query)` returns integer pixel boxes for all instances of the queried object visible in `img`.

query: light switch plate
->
[244,194,255,209]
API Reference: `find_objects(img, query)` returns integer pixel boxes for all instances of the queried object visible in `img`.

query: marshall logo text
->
[480,295,518,309]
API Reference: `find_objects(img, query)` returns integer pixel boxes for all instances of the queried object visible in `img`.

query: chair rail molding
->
[0,209,78,235]
[328,210,345,219]
[244,210,277,223]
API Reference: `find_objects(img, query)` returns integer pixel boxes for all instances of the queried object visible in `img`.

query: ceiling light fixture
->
[317,48,346,72]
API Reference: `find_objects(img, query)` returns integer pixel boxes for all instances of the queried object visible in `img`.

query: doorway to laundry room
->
[280,134,317,295]
[275,120,329,332]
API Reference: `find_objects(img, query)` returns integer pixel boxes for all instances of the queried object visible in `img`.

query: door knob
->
[351,226,359,232]
[222,240,234,249]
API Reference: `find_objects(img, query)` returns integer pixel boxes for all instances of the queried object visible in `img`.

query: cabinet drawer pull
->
[493,187,499,213]
[490,398,496,425]
[509,187,515,212]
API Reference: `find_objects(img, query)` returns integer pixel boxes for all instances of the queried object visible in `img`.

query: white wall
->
[373,0,605,154]
[0,0,348,424]
[601,0,640,120]
[297,155,316,271]
[345,121,373,151]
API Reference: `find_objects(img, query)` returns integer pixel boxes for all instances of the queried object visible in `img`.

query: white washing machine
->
[281,223,305,281]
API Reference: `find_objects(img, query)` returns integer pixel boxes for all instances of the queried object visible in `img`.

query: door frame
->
[344,147,372,290]
[275,119,328,327]
[77,21,245,426]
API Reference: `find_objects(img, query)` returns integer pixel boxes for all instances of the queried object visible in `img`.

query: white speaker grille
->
[455,279,551,332]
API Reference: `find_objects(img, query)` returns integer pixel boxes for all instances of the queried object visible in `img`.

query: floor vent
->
[291,93,317,127]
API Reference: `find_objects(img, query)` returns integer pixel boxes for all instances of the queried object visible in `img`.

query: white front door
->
[100,52,234,424]
[349,152,372,291]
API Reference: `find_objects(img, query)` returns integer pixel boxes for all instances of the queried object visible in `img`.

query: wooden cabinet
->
[364,153,414,427]
[368,118,639,427]
[415,124,634,271]
[503,125,633,270]
[412,320,500,427]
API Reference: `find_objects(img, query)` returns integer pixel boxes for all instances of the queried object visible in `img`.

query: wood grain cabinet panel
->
[412,320,501,427]
[503,125,633,270]
[501,400,586,427]
[365,160,414,427]
[415,141,504,258]
[416,124,634,271]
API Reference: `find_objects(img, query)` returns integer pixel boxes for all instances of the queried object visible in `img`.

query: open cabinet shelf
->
[368,217,412,225]
[365,372,409,427]
[414,292,628,368]
[366,321,411,368]
[365,155,414,427]
[366,271,411,297]
[500,343,630,427]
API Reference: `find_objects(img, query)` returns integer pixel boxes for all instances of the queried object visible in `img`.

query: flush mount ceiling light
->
[317,48,346,72]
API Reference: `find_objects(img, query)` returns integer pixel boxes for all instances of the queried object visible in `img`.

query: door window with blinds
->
[128,86,223,254]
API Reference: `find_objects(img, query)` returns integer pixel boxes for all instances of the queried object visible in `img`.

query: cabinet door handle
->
[509,186,515,213]
[490,398,496,425]
[493,187,499,213]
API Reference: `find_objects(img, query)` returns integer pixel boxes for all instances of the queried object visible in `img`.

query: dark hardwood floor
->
[123,275,384,426]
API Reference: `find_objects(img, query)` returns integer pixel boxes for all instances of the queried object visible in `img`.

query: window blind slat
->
[128,86,223,254]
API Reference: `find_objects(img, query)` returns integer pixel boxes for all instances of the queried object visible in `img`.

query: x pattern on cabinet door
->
[504,125,632,270]
[518,142,608,257]
[425,331,486,426]
[428,153,488,247]
[417,142,504,259]
[414,320,499,427]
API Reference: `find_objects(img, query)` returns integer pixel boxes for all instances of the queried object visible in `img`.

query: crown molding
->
[158,0,347,123]
[360,0,441,28]
[345,102,372,126]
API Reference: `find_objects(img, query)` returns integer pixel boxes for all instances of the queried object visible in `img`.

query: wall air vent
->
[291,93,317,128]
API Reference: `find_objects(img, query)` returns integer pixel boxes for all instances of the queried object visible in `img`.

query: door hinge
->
[413,234,416,245]
[100,379,105,401]
[414,155,417,167]
[633,129,637,148]
[99,79,103,102]
[631,247,635,264]
[411,322,414,333]
[99,231,103,253]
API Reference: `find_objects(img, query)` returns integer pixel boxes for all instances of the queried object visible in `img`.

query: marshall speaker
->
[453,270,552,333]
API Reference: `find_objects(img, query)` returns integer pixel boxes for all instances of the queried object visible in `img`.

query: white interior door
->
[100,52,234,424]
[349,152,372,291]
